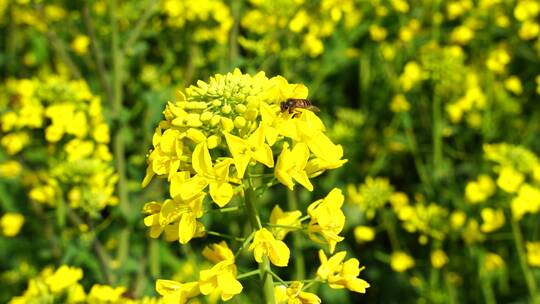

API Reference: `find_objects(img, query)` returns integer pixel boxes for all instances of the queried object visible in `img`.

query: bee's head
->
[280,100,293,111]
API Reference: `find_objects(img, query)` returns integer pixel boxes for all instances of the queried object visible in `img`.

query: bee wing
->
[309,105,320,112]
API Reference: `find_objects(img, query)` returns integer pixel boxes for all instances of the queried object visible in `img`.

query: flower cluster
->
[240,0,361,57]
[142,70,366,302]
[0,77,117,214]
[160,0,233,44]
[9,265,160,304]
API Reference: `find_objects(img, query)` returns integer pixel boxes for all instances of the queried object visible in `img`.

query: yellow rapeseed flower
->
[483,252,505,273]
[526,242,540,267]
[87,284,126,303]
[155,280,199,304]
[307,188,345,253]
[317,250,370,293]
[480,208,505,233]
[71,34,90,55]
[269,205,302,240]
[431,250,448,268]
[198,258,242,301]
[497,166,524,193]
[390,251,415,272]
[44,265,83,294]
[249,228,290,267]
[354,225,376,243]
[511,184,540,220]
[275,142,313,191]
[274,281,321,304]
[0,213,25,237]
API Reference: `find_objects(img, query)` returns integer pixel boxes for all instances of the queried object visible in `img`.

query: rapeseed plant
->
[142,69,367,302]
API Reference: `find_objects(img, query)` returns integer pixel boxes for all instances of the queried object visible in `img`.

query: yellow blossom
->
[480,208,505,233]
[369,25,387,41]
[275,142,313,191]
[156,280,199,304]
[224,124,274,178]
[71,35,90,55]
[354,226,376,243]
[526,242,540,267]
[514,0,540,21]
[431,250,448,268]
[87,284,126,303]
[198,259,242,301]
[390,94,411,113]
[504,76,523,95]
[497,166,524,193]
[45,265,83,294]
[389,192,409,212]
[0,213,25,237]
[316,250,370,293]
[143,188,206,244]
[463,220,485,244]
[269,205,302,240]
[274,282,321,304]
[486,48,510,74]
[202,241,235,264]
[399,61,425,91]
[450,210,467,230]
[465,174,495,203]
[0,160,22,178]
[483,252,505,273]
[307,188,345,253]
[390,251,414,272]
[511,184,540,220]
[183,142,235,207]
[249,228,290,267]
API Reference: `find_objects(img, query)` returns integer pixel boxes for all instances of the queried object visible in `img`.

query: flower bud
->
[210,115,221,126]
[200,111,213,122]
[221,117,234,132]
[234,117,247,129]
[207,135,221,149]
[186,128,206,143]
[221,104,232,114]
[235,104,247,113]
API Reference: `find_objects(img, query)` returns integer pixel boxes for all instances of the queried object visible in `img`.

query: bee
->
[280,98,320,115]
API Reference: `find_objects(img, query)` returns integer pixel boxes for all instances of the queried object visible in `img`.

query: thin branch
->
[46,28,82,79]
[122,0,159,55]
[82,3,113,101]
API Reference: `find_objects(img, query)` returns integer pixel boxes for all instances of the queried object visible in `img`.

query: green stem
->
[149,239,160,278]
[206,231,245,242]
[432,89,443,182]
[402,113,432,193]
[208,206,240,213]
[480,277,496,304]
[381,209,400,252]
[269,269,287,285]
[443,271,458,304]
[67,210,112,284]
[244,185,275,304]
[237,269,260,280]
[287,189,305,280]
[122,0,159,55]
[82,3,113,102]
[511,218,539,303]
[46,28,82,79]
[235,232,255,258]
[110,0,130,219]
[228,0,241,66]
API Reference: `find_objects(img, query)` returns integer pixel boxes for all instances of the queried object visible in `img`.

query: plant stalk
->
[511,218,539,304]
[244,185,275,304]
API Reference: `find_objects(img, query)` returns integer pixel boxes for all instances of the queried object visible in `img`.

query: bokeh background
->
[1,0,540,303]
